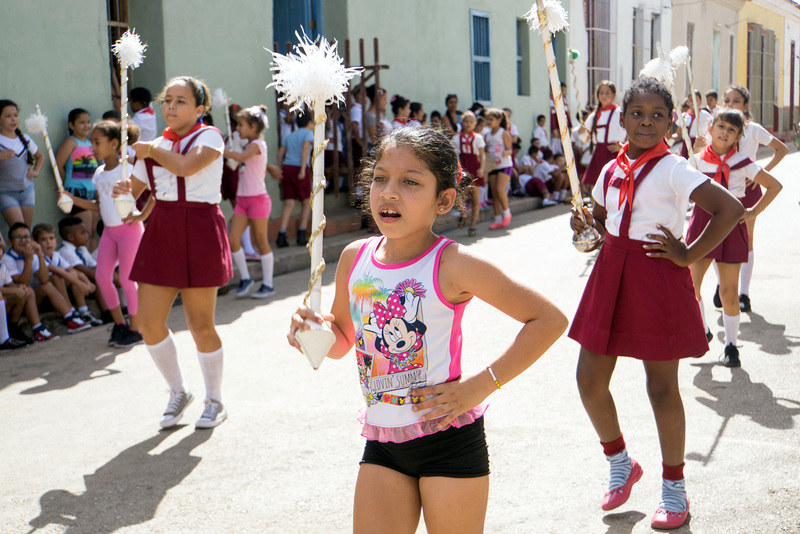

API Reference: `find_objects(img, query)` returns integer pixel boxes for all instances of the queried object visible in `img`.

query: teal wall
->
[0,0,112,233]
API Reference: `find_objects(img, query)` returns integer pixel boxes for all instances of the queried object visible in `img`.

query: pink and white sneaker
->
[500,213,512,227]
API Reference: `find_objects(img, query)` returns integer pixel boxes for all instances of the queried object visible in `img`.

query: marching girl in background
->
[56,108,100,250]
[686,109,782,367]
[549,82,571,156]
[390,95,411,130]
[441,93,461,136]
[569,78,743,530]
[223,105,278,300]
[115,76,232,429]
[0,100,44,229]
[672,91,712,160]
[579,81,625,195]
[451,111,486,237]
[289,126,567,533]
[484,107,513,230]
[66,120,145,348]
[720,86,788,312]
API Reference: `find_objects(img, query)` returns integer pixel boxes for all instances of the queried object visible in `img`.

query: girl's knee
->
[646,380,680,407]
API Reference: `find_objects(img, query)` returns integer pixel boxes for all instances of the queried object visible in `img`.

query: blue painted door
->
[273,0,324,49]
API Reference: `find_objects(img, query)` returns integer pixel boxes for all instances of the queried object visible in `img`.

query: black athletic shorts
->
[360,417,490,478]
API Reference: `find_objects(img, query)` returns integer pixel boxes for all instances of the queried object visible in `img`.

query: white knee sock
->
[231,248,249,281]
[198,347,224,402]
[260,253,274,287]
[740,251,754,296]
[698,299,708,331]
[242,225,257,255]
[723,312,740,346]
[147,331,187,392]
[0,306,9,343]
[713,260,720,284]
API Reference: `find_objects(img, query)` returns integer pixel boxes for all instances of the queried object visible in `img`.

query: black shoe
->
[108,323,124,347]
[712,285,722,308]
[739,294,751,312]
[722,344,741,368]
[115,326,143,348]
[80,310,104,327]
[706,329,713,343]
[297,229,308,246]
[8,323,34,345]
[276,232,289,248]
[0,337,27,352]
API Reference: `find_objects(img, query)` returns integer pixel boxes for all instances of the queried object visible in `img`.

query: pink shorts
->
[233,194,272,219]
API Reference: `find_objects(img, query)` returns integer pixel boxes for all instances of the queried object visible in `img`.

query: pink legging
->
[96,221,144,315]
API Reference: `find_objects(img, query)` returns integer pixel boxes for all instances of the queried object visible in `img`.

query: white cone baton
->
[526,0,601,252]
[25,107,72,213]
[213,89,238,171]
[670,45,703,166]
[267,31,362,370]
[111,29,147,218]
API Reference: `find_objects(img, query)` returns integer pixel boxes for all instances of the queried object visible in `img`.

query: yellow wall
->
[736,2,784,101]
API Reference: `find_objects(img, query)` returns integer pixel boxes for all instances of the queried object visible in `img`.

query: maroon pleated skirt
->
[582,142,615,186]
[741,182,763,209]
[685,204,749,263]
[568,234,708,360]
[130,200,233,288]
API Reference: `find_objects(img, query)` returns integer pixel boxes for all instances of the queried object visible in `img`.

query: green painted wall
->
[343,0,554,146]
[0,0,112,233]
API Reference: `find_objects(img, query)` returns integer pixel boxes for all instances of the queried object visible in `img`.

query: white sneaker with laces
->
[235,279,256,298]
[251,284,276,299]
[542,198,559,207]
[160,390,194,428]
[196,398,227,429]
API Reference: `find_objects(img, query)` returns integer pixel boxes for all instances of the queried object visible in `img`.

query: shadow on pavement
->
[686,363,800,466]
[602,510,647,533]
[736,311,800,356]
[27,426,212,534]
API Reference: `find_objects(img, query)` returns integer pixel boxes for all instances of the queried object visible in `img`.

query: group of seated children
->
[0,217,141,352]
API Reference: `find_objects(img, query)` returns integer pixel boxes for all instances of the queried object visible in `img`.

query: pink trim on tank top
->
[369,235,446,270]
[346,238,372,287]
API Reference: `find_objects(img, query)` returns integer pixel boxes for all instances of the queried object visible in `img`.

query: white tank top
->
[486,128,513,168]
[347,236,486,443]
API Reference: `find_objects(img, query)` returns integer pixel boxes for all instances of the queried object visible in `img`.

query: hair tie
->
[199,84,206,105]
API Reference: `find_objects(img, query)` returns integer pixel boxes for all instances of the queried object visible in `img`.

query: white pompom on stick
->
[524,0,570,35]
[670,46,690,67]
[111,29,147,68]
[639,57,676,87]
[26,107,72,212]
[24,113,47,135]
[267,31,362,369]
[266,30,363,113]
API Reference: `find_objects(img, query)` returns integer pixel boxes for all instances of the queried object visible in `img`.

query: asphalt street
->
[2,152,799,533]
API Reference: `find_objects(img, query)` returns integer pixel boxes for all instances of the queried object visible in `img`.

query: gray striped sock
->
[606,448,632,490]
[659,478,687,512]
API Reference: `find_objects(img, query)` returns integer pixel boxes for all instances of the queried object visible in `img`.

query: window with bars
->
[650,13,661,60]
[107,0,129,108]
[712,30,721,92]
[584,0,612,106]
[471,10,491,104]
[632,8,645,81]
[516,19,530,96]
[686,22,695,95]
[747,23,776,127]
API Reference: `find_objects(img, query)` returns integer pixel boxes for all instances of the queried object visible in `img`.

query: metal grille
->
[585,0,611,106]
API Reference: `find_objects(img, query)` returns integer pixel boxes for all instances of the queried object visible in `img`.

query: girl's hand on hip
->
[410,376,489,430]
[288,305,335,351]
[643,225,689,267]
[26,169,39,179]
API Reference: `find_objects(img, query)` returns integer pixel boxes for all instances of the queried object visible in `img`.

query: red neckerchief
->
[615,140,670,210]
[598,104,617,114]
[700,144,738,186]
[162,122,204,153]
[459,131,476,154]
[393,117,408,126]
[140,104,154,115]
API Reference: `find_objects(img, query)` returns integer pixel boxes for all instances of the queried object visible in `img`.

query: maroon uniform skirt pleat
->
[685,204,749,263]
[569,234,708,360]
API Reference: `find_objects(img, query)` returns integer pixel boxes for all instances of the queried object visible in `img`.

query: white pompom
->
[670,46,690,67]
[111,29,147,69]
[639,57,675,87]
[525,0,570,35]
[266,30,363,112]
[212,88,228,110]
[25,112,47,135]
